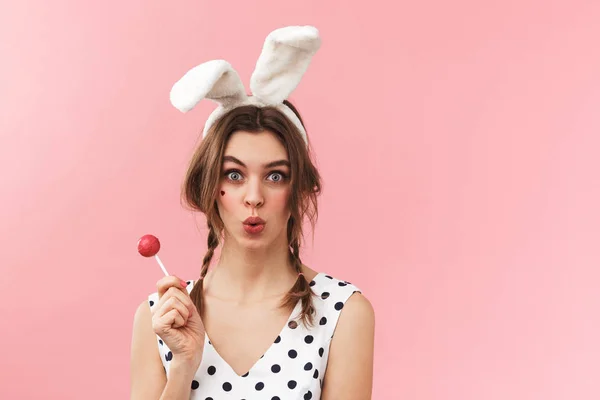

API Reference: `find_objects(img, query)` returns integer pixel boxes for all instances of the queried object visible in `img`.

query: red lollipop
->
[138,234,160,256]
[137,234,169,276]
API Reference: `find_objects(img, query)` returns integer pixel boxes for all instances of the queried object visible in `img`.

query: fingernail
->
[181,280,188,287]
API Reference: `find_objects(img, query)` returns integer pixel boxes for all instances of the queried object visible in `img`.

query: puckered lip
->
[243,216,265,225]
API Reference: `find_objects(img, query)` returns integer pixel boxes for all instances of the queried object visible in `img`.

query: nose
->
[244,179,264,209]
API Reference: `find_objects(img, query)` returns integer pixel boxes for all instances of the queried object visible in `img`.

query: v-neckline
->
[201,272,325,378]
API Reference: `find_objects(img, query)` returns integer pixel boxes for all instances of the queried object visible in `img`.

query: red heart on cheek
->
[220,191,225,196]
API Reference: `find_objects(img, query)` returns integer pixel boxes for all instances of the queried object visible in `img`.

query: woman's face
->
[217,130,292,250]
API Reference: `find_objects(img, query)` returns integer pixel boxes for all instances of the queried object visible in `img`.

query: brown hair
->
[181,100,322,327]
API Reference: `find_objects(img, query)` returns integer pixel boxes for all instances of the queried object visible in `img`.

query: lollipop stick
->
[155,254,170,276]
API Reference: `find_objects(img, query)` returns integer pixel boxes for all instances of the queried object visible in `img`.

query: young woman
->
[130,26,375,400]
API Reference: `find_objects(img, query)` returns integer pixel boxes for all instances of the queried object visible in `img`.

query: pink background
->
[1,1,600,399]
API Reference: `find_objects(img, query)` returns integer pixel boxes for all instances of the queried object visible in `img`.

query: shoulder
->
[319,280,374,398]
[134,298,152,325]
[339,291,374,320]
[311,273,360,291]
[308,272,371,332]
[311,273,375,334]
[335,291,375,337]
[133,297,155,338]
[316,273,374,334]
[311,273,363,308]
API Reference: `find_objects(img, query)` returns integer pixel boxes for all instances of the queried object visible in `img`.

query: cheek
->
[218,188,236,213]
[272,190,290,209]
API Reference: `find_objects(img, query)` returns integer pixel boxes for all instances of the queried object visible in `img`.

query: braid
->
[189,223,220,316]
[282,237,316,327]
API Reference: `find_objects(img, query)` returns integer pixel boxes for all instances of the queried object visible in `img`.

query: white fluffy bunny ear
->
[250,26,321,105]
[170,59,248,112]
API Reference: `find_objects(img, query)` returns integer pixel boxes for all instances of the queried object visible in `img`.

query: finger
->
[163,308,186,330]
[157,275,188,299]
[152,308,185,335]
[157,276,188,298]
[170,309,186,329]
[166,286,196,316]
[155,296,190,324]
[156,286,195,317]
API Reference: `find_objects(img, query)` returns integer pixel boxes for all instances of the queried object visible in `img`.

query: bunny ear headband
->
[169,25,322,145]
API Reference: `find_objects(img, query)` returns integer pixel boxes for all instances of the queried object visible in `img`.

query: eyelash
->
[223,169,289,183]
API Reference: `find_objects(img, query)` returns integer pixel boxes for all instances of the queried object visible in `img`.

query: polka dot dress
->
[147,272,361,400]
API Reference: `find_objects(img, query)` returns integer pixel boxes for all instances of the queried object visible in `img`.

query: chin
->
[240,228,281,248]
[239,237,271,252]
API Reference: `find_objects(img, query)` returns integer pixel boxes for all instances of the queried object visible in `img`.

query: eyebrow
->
[223,155,290,169]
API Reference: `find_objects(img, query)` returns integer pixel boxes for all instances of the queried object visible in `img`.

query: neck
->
[205,231,298,302]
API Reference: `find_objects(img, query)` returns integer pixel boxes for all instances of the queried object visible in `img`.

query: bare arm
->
[322,293,375,400]
[130,300,200,400]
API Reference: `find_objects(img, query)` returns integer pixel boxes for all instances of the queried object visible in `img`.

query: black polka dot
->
[338,282,347,286]
[255,382,265,391]
[288,380,297,389]
[207,366,216,375]
[222,382,232,391]
[191,380,199,390]
[149,300,154,306]
[319,378,323,388]
[288,320,298,329]
[304,391,313,400]
[158,339,163,345]
[272,397,281,400]
[325,275,333,279]
[208,340,212,345]
[165,351,172,362]
[304,362,313,371]
[260,354,264,359]
[186,280,191,285]
[274,335,281,343]
[319,317,327,325]
[313,369,319,379]
[319,347,324,357]
[309,280,315,287]
[288,349,297,358]
[335,302,344,310]
[206,398,213,400]
[242,372,249,377]
[321,292,330,300]
[271,364,281,373]
[304,335,314,344]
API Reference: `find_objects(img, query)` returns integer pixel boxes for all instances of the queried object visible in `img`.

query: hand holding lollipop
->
[137,233,205,367]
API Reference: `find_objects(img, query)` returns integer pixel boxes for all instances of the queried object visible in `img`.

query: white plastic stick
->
[155,254,170,276]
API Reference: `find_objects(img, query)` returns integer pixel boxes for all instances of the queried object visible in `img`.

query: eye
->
[223,169,289,183]
[225,170,243,181]
[268,171,288,182]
